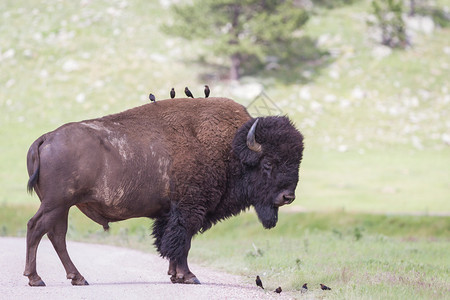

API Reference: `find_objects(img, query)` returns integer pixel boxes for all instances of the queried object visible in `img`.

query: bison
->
[24,97,304,286]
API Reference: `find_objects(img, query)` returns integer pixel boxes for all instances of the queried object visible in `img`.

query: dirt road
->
[0,237,286,299]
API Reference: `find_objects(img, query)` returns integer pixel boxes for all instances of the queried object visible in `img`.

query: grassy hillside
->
[1,0,449,213]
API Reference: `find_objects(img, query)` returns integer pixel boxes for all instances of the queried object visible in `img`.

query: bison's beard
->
[254,204,279,229]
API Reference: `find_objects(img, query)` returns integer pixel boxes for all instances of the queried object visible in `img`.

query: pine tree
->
[371,0,409,48]
[161,0,309,80]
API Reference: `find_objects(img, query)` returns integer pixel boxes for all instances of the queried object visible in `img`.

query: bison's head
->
[232,116,304,229]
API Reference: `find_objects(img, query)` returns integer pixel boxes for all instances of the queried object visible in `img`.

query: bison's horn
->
[247,119,262,152]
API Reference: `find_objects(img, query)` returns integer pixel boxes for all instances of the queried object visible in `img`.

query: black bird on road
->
[274,287,282,294]
[185,87,194,98]
[204,85,210,98]
[320,283,332,290]
[255,275,264,289]
[301,283,308,293]
[170,88,175,99]
[149,93,156,103]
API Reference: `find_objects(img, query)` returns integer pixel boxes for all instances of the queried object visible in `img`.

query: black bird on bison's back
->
[255,275,264,289]
[149,93,156,103]
[204,85,210,98]
[320,283,331,290]
[170,88,175,99]
[274,286,282,293]
[185,87,194,98]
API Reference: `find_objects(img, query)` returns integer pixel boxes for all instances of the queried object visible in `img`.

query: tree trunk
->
[229,53,241,81]
[409,0,416,16]
[229,4,241,81]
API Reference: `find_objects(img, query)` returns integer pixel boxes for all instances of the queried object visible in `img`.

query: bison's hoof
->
[184,277,201,284]
[28,278,46,287]
[170,274,201,284]
[71,277,89,286]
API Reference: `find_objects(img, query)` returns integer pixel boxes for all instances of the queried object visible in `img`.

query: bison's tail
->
[27,136,45,195]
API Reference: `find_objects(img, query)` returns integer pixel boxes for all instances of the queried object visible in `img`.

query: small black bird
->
[170,88,175,99]
[320,283,331,290]
[185,87,194,98]
[255,275,264,289]
[301,283,308,293]
[274,287,282,294]
[204,85,210,98]
[149,93,156,103]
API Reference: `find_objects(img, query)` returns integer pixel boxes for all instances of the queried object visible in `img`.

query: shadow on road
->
[92,281,256,291]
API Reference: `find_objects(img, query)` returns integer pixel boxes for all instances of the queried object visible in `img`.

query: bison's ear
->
[232,118,263,167]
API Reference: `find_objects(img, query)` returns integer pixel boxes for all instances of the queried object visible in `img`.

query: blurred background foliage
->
[0,0,449,297]
[1,0,448,211]
[162,0,310,80]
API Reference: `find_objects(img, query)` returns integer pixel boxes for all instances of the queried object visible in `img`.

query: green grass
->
[3,204,448,240]
[193,224,449,299]
[195,212,450,299]
[296,147,450,213]
[189,212,450,299]
[2,204,448,299]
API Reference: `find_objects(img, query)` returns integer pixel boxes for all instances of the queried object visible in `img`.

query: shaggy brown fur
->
[25,97,304,286]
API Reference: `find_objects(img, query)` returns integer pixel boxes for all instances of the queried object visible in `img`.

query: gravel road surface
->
[0,237,288,299]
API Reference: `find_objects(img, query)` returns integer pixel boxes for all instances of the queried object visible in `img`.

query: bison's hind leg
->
[24,206,46,286]
[47,208,88,286]
[24,203,88,286]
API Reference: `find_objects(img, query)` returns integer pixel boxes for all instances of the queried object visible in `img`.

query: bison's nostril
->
[283,194,295,204]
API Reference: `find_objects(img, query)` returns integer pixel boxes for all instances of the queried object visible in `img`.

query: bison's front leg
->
[159,208,201,284]
[152,218,180,281]
[173,237,200,284]
[168,237,200,284]
[168,259,176,280]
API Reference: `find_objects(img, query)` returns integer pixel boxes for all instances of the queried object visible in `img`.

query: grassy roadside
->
[2,203,448,238]
[192,215,449,299]
[2,204,449,298]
